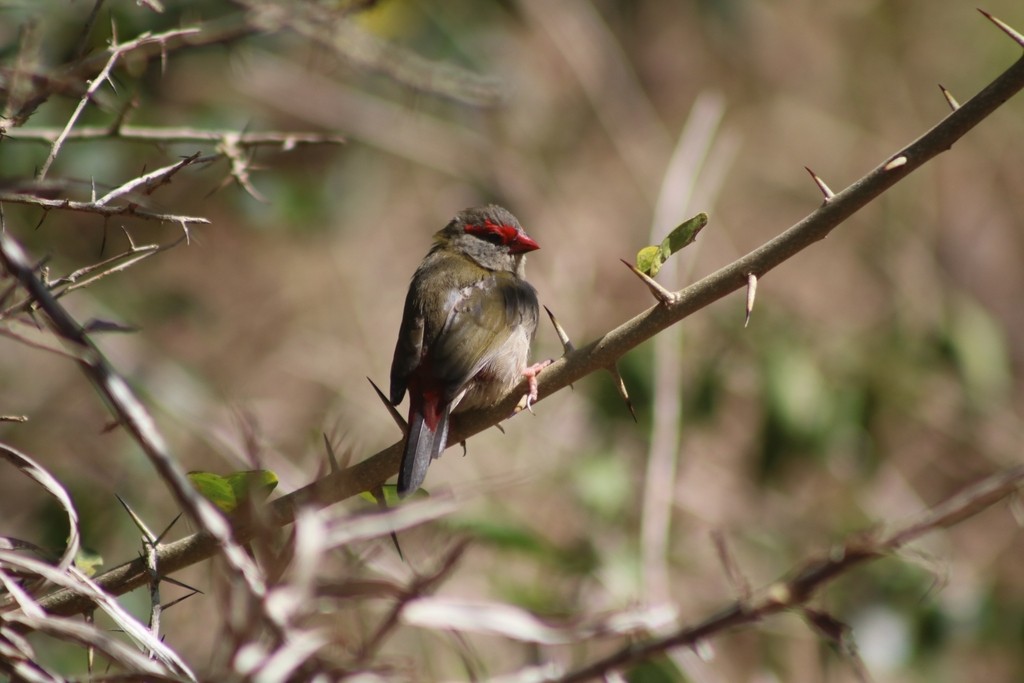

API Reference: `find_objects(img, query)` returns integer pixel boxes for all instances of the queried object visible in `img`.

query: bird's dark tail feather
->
[397,406,450,497]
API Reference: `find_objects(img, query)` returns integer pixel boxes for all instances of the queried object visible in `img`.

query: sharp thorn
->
[159,575,202,594]
[370,486,405,562]
[323,432,340,474]
[978,9,1024,48]
[938,84,960,111]
[119,225,137,251]
[804,166,835,200]
[114,494,157,543]
[619,259,679,305]
[745,273,758,328]
[390,530,405,562]
[155,513,182,544]
[367,376,408,436]
[606,363,637,422]
[161,589,202,611]
[883,155,908,171]
[544,305,575,354]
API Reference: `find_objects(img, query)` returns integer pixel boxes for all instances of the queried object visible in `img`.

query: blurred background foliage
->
[1,0,1023,680]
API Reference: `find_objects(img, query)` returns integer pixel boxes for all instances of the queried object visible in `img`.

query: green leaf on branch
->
[74,547,104,576]
[358,484,423,505]
[188,470,278,512]
[635,212,708,277]
[636,246,663,277]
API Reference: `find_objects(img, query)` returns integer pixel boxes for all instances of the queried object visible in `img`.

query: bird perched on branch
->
[390,205,548,497]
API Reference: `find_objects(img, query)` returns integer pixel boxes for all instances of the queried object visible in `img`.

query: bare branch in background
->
[555,465,1024,682]
[0,192,210,225]
[36,28,202,179]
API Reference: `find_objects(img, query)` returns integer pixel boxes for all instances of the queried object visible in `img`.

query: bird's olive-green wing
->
[389,286,426,405]
[430,272,538,401]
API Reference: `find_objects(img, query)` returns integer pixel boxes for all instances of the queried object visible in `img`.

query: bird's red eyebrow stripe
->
[466,218,520,244]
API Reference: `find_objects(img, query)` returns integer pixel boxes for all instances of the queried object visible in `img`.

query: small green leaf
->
[189,470,279,512]
[662,212,707,256]
[358,484,422,505]
[635,212,708,277]
[187,472,238,512]
[636,245,664,277]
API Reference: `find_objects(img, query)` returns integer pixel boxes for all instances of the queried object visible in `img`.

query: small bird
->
[390,205,548,497]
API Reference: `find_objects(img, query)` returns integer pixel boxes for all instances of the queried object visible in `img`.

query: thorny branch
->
[0,191,210,226]
[36,28,201,180]
[29,18,1024,619]
[3,125,345,148]
[94,153,210,207]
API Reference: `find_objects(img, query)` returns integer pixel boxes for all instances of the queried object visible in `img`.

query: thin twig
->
[4,125,346,148]
[49,239,171,298]
[94,153,210,206]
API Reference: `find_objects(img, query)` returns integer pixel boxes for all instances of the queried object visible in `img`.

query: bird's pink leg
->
[522,360,553,413]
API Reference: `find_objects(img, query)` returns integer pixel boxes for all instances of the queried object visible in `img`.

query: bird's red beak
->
[509,231,540,254]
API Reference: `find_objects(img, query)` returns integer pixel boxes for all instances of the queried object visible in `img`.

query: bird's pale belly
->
[453,325,532,412]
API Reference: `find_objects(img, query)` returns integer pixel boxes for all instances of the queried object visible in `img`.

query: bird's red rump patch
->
[466,218,540,253]
[420,389,444,431]
[409,373,445,431]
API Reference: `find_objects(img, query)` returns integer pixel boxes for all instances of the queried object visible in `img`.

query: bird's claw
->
[521,359,553,414]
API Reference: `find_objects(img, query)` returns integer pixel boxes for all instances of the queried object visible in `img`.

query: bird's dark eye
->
[480,232,504,245]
